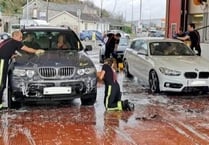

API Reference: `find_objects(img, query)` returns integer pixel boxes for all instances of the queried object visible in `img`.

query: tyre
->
[6,75,21,109]
[81,92,96,106]
[149,70,160,93]
[99,55,104,63]
[124,60,133,78]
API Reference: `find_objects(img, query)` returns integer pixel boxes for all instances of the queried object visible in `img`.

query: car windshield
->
[22,30,83,51]
[149,42,195,56]
[119,37,128,46]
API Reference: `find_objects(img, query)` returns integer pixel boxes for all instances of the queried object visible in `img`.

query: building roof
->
[69,11,101,22]
[23,0,86,12]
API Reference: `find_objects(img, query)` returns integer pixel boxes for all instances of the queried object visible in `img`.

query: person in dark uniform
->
[0,30,45,109]
[105,32,121,71]
[177,23,201,56]
[97,58,134,111]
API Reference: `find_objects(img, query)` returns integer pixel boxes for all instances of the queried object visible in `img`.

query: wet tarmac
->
[1,43,209,145]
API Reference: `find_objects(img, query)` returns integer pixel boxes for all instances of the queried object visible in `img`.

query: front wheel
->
[5,75,21,109]
[149,70,160,93]
[99,52,104,63]
[81,93,96,106]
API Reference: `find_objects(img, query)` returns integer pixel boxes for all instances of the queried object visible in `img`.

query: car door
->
[125,40,137,75]
[136,41,150,82]
[131,40,151,83]
[129,40,144,79]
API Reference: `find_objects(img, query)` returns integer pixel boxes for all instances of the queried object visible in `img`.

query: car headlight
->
[77,69,85,75]
[13,69,26,77]
[26,70,35,78]
[84,68,96,74]
[159,67,181,76]
[77,68,96,75]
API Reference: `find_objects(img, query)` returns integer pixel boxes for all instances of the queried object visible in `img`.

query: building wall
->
[166,0,182,38]
[80,22,97,31]
[188,1,208,42]
[49,13,78,32]
[189,1,209,14]
[166,0,209,43]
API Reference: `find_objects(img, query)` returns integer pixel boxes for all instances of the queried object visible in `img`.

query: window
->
[22,30,83,50]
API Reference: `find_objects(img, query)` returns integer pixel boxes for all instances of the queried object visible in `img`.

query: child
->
[97,58,134,111]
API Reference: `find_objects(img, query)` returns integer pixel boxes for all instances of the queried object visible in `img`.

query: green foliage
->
[122,26,132,33]
[0,0,79,15]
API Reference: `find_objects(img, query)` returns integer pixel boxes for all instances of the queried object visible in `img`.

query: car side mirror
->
[137,49,147,55]
[85,45,93,51]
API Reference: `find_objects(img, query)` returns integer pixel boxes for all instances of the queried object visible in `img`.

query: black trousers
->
[0,59,8,104]
[104,82,122,110]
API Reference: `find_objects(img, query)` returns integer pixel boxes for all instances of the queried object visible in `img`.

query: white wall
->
[80,22,97,31]
[201,43,209,61]
[49,13,78,32]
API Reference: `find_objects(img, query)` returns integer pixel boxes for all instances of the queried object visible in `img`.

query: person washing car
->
[0,30,45,110]
[97,58,134,111]
[105,33,121,71]
[177,23,201,56]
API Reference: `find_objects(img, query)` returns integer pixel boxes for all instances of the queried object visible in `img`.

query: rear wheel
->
[149,70,160,93]
[124,60,133,78]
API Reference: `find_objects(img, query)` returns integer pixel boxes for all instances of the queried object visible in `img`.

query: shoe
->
[122,100,134,111]
[122,99,129,111]
[122,100,133,111]
[127,102,135,111]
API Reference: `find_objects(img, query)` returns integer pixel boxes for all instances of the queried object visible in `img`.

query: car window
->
[22,30,83,51]
[130,41,136,49]
[134,40,148,51]
[149,42,195,56]
[133,40,142,51]
[119,38,128,46]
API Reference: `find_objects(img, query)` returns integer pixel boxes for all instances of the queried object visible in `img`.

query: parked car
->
[123,37,209,93]
[80,30,103,41]
[6,26,97,108]
[99,37,129,63]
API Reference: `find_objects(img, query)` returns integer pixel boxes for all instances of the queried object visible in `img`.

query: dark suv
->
[7,26,97,107]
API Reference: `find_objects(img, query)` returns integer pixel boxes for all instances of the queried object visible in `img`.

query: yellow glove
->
[35,49,45,55]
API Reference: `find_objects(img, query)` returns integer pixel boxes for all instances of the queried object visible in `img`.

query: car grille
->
[39,67,74,78]
[199,72,209,79]
[184,72,209,79]
[184,72,197,79]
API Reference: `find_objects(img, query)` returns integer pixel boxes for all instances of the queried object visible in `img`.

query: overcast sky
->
[87,0,166,21]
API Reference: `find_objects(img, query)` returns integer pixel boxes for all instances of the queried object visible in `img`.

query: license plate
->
[190,80,206,86]
[43,87,72,95]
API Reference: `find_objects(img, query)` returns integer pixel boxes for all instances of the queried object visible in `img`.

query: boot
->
[122,100,134,111]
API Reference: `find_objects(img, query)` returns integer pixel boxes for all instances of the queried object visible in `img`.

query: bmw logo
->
[195,68,199,72]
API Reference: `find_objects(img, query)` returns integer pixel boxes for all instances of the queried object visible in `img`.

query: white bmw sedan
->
[123,38,209,93]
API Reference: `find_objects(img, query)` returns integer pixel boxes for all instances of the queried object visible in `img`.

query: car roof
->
[21,25,72,31]
[132,37,183,43]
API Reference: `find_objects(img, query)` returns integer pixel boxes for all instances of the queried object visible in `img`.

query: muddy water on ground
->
[1,50,209,144]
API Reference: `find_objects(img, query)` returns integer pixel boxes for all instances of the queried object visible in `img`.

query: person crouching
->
[97,58,134,111]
